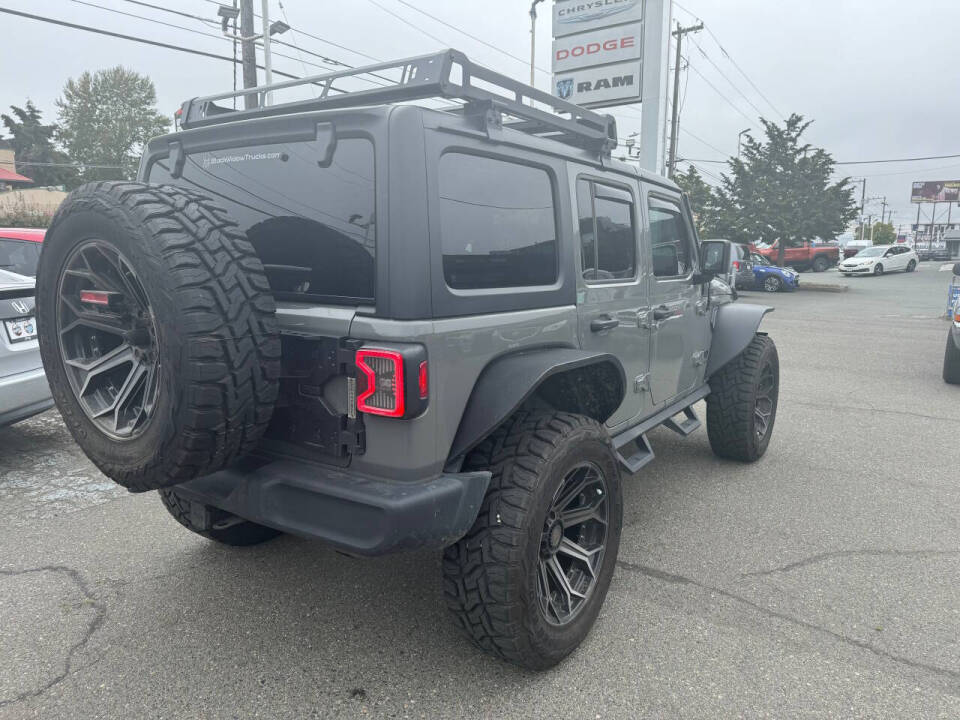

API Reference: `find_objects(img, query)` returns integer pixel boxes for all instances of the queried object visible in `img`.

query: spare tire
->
[36,181,281,492]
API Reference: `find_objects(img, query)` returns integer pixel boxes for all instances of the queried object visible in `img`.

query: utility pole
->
[880,196,888,225]
[858,178,867,242]
[667,21,702,178]
[261,0,273,105]
[239,0,258,109]
[529,0,545,94]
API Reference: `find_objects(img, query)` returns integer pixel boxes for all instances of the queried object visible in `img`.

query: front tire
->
[944,334,960,384]
[707,335,779,462]
[763,276,783,293]
[442,410,623,670]
[874,263,884,275]
[159,488,282,546]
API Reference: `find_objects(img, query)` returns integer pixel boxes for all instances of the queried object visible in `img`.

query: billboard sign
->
[552,23,643,74]
[553,60,642,107]
[553,0,644,38]
[911,181,960,203]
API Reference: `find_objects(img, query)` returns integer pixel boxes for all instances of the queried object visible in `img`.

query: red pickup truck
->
[750,241,839,272]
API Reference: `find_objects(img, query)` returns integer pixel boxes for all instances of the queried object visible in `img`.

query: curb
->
[798,282,849,293]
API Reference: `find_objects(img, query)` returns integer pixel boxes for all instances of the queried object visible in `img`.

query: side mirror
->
[700,240,729,275]
[953,262,960,276]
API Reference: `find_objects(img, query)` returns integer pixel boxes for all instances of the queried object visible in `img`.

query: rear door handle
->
[590,316,620,332]
[653,306,673,321]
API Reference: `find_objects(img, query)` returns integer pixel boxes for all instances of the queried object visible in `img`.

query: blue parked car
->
[750,253,800,292]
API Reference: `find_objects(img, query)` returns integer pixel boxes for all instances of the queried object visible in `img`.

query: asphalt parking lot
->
[2,263,958,719]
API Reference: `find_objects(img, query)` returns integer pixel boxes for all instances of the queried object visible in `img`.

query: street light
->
[737,128,751,158]
[530,0,546,92]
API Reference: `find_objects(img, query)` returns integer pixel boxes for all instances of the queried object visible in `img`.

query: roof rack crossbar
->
[179,49,617,155]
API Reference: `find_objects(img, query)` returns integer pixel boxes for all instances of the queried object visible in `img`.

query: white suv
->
[839,244,918,276]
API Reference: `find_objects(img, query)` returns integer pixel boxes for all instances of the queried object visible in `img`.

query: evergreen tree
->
[710,115,858,266]
[674,165,717,237]
[1,101,77,187]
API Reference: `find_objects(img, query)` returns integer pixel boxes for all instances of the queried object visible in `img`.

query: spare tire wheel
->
[36,181,281,492]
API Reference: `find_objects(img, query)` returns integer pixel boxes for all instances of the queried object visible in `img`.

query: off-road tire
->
[159,488,282,546]
[36,181,281,492]
[706,334,779,462]
[812,255,829,273]
[944,334,960,384]
[442,410,623,670]
[907,260,917,272]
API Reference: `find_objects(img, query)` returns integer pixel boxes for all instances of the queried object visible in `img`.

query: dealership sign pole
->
[551,0,672,174]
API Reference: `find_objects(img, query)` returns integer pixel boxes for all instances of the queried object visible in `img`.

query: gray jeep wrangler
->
[35,51,778,670]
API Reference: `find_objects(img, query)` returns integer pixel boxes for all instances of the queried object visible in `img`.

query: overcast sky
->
[3,0,959,232]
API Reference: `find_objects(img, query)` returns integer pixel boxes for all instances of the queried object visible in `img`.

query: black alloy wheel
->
[57,240,160,440]
[754,362,776,442]
[537,462,609,626]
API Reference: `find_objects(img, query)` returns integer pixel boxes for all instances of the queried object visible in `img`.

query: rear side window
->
[649,199,694,278]
[148,138,376,303]
[439,153,557,290]
[577,179,636,282]
[0,238,42,277]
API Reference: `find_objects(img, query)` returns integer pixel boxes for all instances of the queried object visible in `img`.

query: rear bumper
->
[173,459,491,555]
[0,366,53,427]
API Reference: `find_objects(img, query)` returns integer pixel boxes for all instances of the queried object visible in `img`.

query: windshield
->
[751,253,769,266]
[855,247,884,257]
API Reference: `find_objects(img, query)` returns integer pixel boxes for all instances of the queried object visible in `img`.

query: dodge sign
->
[553,61,641,108]
[552,23,643,73]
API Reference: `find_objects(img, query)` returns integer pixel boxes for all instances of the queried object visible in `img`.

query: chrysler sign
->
[553,0,644,38]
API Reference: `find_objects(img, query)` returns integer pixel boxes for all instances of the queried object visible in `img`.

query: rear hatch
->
[0,270,40,379]
[143,122,378,465]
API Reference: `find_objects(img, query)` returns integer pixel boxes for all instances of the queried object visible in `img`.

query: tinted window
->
[148,138,376,303]
[439,153,557,290]
[0,238,42,277]
[649,201,694,278]
[577,180,636,282]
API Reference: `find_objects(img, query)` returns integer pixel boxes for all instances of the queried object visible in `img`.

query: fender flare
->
[447,347,626,462]
[706,303,774,378]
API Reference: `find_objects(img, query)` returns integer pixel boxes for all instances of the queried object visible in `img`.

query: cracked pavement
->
[1,265,958,718]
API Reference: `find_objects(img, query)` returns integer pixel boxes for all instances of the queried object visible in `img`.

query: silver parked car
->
[0,268,53,426]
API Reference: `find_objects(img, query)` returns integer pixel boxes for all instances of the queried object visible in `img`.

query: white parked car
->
[838,244,918,276]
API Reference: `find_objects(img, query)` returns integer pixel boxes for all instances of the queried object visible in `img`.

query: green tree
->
[674,165,717,237]
[1,101,77,187]
[711,115,858,266]
[56,67,169,183]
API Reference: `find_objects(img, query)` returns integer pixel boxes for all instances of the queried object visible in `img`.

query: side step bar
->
[611,384,710,476]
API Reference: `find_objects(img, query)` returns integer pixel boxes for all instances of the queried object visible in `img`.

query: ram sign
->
[552,0,644,109]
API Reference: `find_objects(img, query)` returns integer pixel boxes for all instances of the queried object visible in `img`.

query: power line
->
[672,1,786,121]
[835,153,960,165]
[390,0,551,76]
[688,37,767,119]
[686,62,755,124]
[0,6,304,79]
[363,0,448,48]
[680,127,733,159]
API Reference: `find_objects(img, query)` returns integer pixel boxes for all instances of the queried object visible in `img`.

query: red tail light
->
[356,349,405,417]
[418,361,428,400]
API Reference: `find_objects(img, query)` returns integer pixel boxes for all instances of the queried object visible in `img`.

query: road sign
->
[552,22,643,74]
[553,60,642,108]
[553,0,644,37]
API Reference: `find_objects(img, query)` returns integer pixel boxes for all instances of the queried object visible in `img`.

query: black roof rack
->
[178,49,617,155]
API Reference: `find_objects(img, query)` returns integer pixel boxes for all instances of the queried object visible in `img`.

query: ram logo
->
[556,78,574,99]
